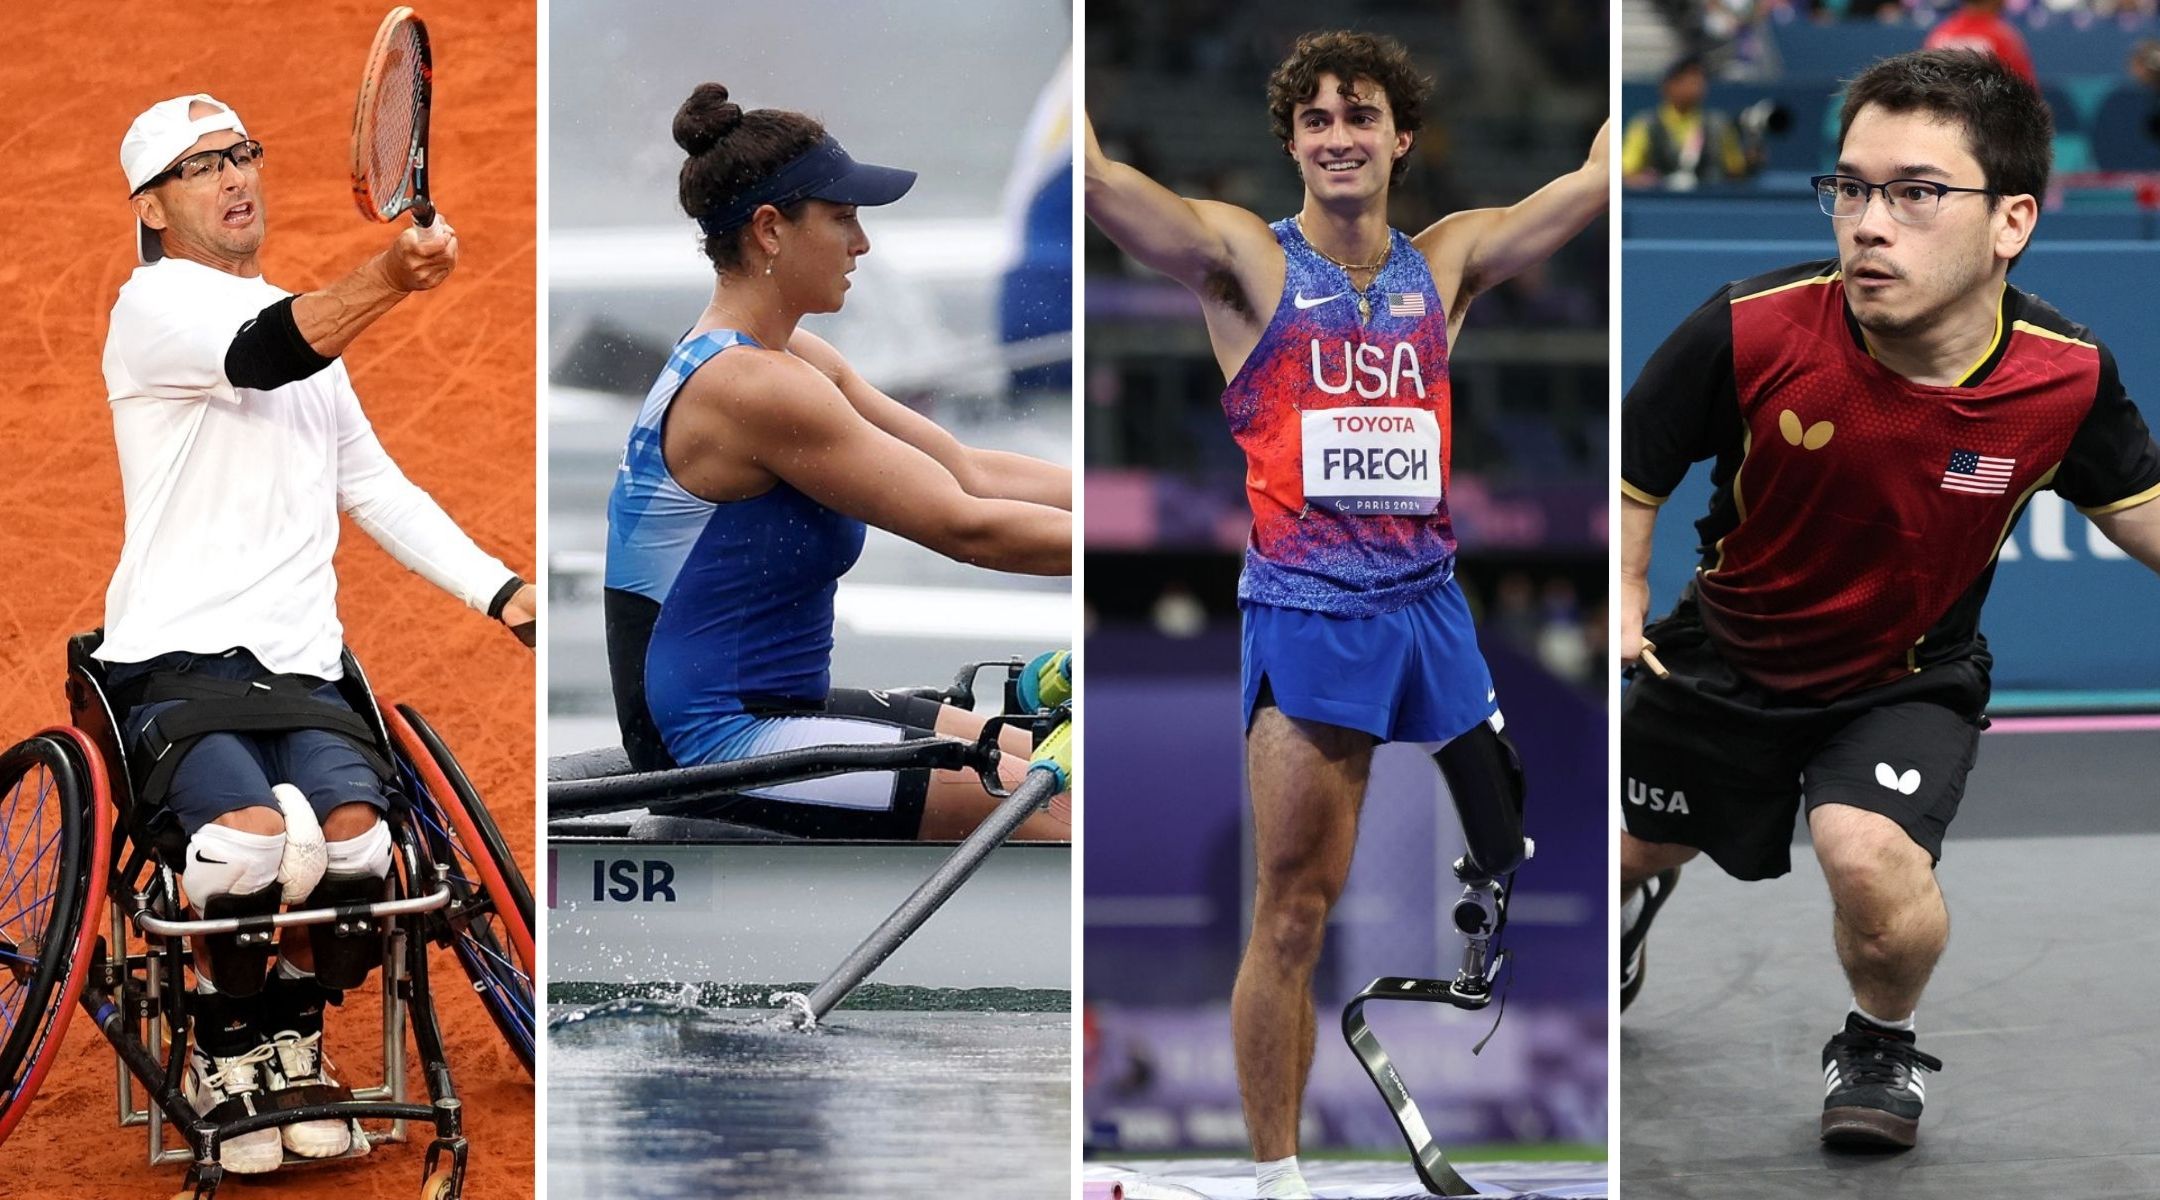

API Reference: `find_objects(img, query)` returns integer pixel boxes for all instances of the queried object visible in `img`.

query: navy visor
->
[696,135,916,237]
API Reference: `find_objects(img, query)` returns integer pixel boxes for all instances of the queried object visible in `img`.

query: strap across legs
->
[117,671,394,816]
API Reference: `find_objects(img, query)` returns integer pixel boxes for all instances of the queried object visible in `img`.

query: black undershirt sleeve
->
[224,296,335,391]
[2053,343,2160,512]
[1621,283,1739,503]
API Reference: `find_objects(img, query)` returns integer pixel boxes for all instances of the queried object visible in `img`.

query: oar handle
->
[804,766,1060,1020]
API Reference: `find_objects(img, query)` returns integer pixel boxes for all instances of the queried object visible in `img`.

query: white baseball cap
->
[121,94,248,263]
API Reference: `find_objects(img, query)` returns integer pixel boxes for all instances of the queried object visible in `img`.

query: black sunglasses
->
[132,140,265,195]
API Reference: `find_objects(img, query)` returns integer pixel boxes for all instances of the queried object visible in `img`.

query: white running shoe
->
[184,1041,284,1174]
[266,1030,354,1158]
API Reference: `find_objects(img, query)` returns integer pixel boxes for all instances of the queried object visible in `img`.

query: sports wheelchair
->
[0,633,534,1199]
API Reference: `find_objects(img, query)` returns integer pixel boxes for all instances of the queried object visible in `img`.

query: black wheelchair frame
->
[0,634,533,1200]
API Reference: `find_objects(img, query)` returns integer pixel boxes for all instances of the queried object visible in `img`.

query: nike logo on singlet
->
[1294,292,1344,309]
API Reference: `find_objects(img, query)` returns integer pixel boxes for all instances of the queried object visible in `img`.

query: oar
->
[800,764,1061,1022]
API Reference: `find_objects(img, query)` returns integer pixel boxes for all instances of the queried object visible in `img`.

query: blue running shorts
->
[1241,577,1498,744]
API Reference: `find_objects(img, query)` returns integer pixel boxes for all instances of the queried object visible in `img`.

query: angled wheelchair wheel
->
[0,730,109,1145]
[386,705,535,1076]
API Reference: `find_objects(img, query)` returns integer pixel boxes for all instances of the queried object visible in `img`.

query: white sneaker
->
[184,1041,284,1175]
[266,1030,354,1158]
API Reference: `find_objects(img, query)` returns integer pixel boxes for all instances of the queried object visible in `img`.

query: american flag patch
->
[1386,292,1425,318]
[1942,449,2014,495]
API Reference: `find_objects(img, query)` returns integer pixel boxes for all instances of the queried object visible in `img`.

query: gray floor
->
[1622,729,2160,1199]
[1086,1158,1609,1200]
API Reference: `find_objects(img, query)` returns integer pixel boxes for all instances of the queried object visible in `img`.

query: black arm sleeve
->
[486,575,527,621]
[1621,283,1739,503]
[2053,343,2160,513]
[224,296,335,391]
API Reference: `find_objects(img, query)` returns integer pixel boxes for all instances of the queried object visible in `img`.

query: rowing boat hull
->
[549,838,1071,992]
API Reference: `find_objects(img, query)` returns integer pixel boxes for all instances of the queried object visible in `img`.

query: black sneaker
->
[1619,867,1678,1012]
[1820,1013,1944,1148]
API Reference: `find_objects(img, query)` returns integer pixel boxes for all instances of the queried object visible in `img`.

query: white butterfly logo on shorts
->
[1874,762,1921,796]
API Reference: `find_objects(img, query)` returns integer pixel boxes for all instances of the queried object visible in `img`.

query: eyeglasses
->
[1811,174,1995,226]
[132,140,265,194]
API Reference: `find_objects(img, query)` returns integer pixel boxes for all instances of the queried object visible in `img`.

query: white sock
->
[1621,888,1645,934]
[276,956,314,982]
[1256,1155,1313,1199]
[1851,1000,1915,1033]
[196,976,219,995]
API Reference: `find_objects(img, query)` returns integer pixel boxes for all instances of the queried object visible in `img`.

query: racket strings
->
[356,17,426,218]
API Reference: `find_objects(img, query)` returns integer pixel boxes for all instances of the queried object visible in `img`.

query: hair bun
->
[673,83,743,156]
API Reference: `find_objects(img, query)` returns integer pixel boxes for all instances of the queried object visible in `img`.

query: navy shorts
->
[107,650,388,839]
[1622,597,1987,881]
[1241,578,1498,744]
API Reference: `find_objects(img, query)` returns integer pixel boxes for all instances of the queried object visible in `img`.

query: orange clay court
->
[0,1,536,1195]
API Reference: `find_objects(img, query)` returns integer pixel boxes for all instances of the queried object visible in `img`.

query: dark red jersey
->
[1623,259,2160,700]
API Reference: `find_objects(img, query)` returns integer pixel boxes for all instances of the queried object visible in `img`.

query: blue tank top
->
[603,330,868,767]
[1221,219,1458,617]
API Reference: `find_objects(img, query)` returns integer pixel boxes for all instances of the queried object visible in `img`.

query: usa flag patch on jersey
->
[1942,449,2014,495]
[1386,292,1425,318]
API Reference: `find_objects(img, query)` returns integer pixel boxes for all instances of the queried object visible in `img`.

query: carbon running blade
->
[1342,977,1483,1197]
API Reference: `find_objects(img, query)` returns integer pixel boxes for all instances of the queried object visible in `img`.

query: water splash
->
[765,989,818,1031]
[545,991,705,1032]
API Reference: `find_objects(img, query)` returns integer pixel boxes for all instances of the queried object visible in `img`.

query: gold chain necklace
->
[1295,213,1390,271]
[1295,214,1389,323]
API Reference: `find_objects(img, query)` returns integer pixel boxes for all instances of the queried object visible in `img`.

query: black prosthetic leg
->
[1341,720,1534,1196]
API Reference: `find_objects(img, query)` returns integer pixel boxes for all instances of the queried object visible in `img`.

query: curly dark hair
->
[672,82,826,271]
[1266,31,1434,185]
[1838,49,2053,204]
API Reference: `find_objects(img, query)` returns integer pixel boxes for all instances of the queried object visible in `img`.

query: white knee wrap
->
[182,824,285,910]
[325,818,393,880]
[272,784,328,904]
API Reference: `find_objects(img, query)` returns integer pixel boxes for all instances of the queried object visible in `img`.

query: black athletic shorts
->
[1621,595,1988,881]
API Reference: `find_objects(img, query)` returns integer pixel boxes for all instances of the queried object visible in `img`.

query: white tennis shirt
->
[98,257,515,678]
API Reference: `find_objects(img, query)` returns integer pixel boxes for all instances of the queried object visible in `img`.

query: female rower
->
[603,83,1071,841]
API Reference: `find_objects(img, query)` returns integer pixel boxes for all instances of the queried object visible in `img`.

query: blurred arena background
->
[1622,7,2160,1197]
[1622,0,2160,700]
[1084,0,1609,1165]
[546,0,1074,755]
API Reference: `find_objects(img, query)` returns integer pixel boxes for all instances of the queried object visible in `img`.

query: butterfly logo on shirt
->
[1778,409,1834,450]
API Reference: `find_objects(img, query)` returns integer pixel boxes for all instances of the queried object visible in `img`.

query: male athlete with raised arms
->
[1620,50,2160,1149]
[1086,31,1607,1199]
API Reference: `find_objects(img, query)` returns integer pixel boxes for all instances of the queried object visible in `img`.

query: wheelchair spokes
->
[0,732,107,1147]
[386,705,536,1076]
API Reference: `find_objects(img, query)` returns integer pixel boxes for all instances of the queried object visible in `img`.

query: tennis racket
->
[350,6,435,226]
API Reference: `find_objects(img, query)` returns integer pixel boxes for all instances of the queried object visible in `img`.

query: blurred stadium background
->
[1622,0,2160,702]
[1084,0,1609,1164]
[546,0,1074,755]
